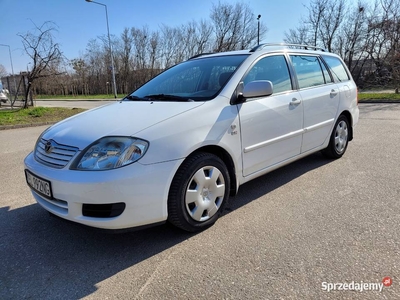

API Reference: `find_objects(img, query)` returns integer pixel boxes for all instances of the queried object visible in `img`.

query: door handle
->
[290,98,301,105]
[330,89,338,96]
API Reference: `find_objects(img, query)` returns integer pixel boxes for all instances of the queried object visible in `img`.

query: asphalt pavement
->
[34,100,116,109]
[0,103,399,299]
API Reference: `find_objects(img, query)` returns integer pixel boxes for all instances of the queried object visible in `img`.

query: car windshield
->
[125,54,249,102]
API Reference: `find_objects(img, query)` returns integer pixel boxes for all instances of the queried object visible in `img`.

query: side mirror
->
[242,80,273,98]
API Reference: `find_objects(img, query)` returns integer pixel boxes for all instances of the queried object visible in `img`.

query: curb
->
[359,100,400,103]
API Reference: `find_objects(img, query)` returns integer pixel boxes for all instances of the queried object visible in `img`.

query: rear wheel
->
[168,152,230,232]
[322,115,349,159]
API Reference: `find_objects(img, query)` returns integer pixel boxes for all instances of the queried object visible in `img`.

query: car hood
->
[42,101,204,149]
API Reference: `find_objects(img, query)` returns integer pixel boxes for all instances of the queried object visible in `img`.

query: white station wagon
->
[24,44,359,232]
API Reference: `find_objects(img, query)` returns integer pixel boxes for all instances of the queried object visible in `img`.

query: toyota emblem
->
[45,140,55,154]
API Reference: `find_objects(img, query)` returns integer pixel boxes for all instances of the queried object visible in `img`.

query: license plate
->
[25,170,53,199]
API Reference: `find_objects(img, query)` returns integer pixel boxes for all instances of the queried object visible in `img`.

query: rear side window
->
[290,55,328,89]
[323,56,350,82]
[243,55,292,94]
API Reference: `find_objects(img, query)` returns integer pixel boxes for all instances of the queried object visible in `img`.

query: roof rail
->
[250,43,327,52]
[188,53,215,60]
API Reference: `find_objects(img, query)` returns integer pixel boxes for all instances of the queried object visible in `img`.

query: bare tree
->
[70,58,89,96]
[306,0,328,47]
[132,26,150,86]
[114,27,135,94]
[319,0,346,51]
[300,0,347,51]
[195,20,213,54]
[0,64,7,78]
[335,2,369,82]
[159,25,179,69]
[18,21,62,108]
[85,37,112,95]
[361,0,400,86]
[284,0,400,88]
[148,31,160,78]
[210,1,267,52]
[284,26,311,45]
[65,1,272,96]
[379,0,400,90]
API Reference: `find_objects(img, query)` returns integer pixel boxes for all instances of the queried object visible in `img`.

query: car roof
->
[188,43,339,61]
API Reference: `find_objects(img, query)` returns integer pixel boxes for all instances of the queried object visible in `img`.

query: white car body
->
[24,44,359,231]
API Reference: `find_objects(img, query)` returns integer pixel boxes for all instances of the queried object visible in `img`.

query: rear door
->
[289,54,340,153]
[322,55,357,109]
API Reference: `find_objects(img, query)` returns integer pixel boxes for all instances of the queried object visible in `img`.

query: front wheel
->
[168,152,230,232]
[322,115,350,159]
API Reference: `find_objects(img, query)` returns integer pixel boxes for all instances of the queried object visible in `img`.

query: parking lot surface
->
[35,100,115,109]
[0,103,399,299]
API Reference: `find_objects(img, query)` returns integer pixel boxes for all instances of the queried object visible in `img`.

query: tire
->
[322,115,350,159]
[168,152,230,232]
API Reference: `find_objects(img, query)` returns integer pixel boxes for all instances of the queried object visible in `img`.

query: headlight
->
[72,137,149,170]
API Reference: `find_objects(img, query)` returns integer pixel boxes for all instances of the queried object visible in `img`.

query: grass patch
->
[0,107,86,127]
[358,93,400,101]
[35,94,126,100]
[27,107,51,117]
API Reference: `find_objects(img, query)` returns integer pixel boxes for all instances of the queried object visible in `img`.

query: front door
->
[238,55,304,177]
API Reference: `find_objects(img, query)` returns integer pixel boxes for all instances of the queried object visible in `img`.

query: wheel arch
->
[339,110,353,141]
[188,145,238,196]
[167,148,235,231]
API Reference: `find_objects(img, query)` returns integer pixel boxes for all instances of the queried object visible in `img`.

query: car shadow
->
[225,152,334,213]
[0,203,193,299]
[0,153,333,299]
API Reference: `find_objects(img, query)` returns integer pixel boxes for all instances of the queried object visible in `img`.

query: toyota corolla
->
[24,44,359,232]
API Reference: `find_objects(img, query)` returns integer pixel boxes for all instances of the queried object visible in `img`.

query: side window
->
[290,55,327,89]
[243,55,292,94]
[320,58,333,83]
[323,56,350,82]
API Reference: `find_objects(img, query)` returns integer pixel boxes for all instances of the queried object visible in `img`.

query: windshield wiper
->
[123,95,150,101]
[144,94,193,102]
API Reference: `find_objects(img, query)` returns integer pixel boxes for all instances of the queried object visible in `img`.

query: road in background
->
[35,100,116,109]
[1,104,399,299]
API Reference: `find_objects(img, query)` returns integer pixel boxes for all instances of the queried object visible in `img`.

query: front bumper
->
[24,152,183,229]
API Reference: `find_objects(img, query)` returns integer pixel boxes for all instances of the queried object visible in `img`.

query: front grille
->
[35,138,79,168]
